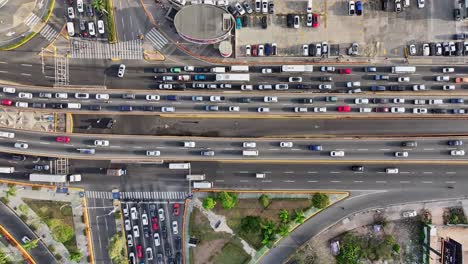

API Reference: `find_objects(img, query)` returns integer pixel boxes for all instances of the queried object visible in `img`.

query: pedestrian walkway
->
[70,38,143,60]
[145,28,169,51]
[85,190,187,200]
[24,13,41,28]
[39,24,59,42]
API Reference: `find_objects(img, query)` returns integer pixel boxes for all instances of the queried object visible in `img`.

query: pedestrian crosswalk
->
[24,13,41,28]
[145,28,169,50]
[85,191,187,200]
[40,24,59,42]
[70,38,143,60]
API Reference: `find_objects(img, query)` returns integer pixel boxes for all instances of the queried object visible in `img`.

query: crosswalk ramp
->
[24,13,41,28]
[145,28,169,50]
[85,191,187,200]
[70,38,143,60]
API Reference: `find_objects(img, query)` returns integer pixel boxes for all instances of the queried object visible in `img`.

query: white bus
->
[193,181,213,188]
[215,74,250,82]
[169,163,191,169]
[392,66,416,73]
[281,65,313,72]
[186,174,206,181]
[0,167,14,173]
[230,65,249,72]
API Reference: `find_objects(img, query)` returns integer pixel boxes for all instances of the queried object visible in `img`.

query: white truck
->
[193,181,213,188]
[281,65,313,72]
[29,174,82,183]
[392,66,416,73]
[211,67,226,73]
[215,74,250,82]
[186,174,206,181]
[0,167,14,173]
[168,163,191,169]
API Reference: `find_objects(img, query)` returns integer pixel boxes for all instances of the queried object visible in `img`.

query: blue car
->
[264,43,271,56]
[236,18,242,29]
[166,95,178,101]
[309,145,323,151]
[194,75,206,81]
[119,105,132,111]
[356,1,362,16]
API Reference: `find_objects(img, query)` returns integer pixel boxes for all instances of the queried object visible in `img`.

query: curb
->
[82,197,95,264]
[0,225,37,264]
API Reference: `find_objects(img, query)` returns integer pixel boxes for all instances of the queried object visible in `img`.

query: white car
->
[130,207,138,220]
[14,143,28,149]
[94,140,110,146]
[422,43,429,56]
[161,106,175,112]
[398,77,410,82]
[412,85,425,91]
[280,142,293,148]
[117,64,126,78]
[302,44,308,56]
[210,95,224,102]
[330,151,345,157]
[348,0,355,15]
[255,0,261,12]
[146,95,160,101]
[395,151,409,157]
[354,98,369,104]
[146,248,153,261]
[386,168,399,174]
[67,7,75,19]
[306,13,313,27]
[443,85,455,90]
[294,15,300,28]
[228,106,240,112]
[88,22,96,36]
[159,84,173,89]
[75,93,89,99]
[321,66,335,72]
[294,107,307,113]
[18,92,33,99]
[154,233,161,247]
[3,87,15,94]
[133,226,140,238]
[393,98,405,104]
[146,150,161,156]
[257,107,270,113]
[436,76,449,82]
[359,107,372,113]
[77,0,84,12]
[95,94,109,100]
[122,204,129,217]
[184,66,195,71]
[409,44,416,55]
[127,235,133,247]
[258,44,265,56]
[172,221,179,235]
[442,68,454,73]
[241,85,253,90]
[243,142,256,148]
[451,150,465,156]
[158,208,165,221]
[235,2,246,15]
[21,236,31,244]
[264,96,278,103]
[346,82,361,88]
[97,20,105,34]
[318,84,332,90]
[289,77,302,82]
[142,213,149,226]
[15,102,28,108]
[314,107,327,113]
[262,68,272,74]
[124,219,131,231]
[417,0,424,8]
[391,107,405,113]
[55,93,68,99]
[413,108,428,114]
[184,141,196,148]
[402,210,417,218]
[261,0,268,13]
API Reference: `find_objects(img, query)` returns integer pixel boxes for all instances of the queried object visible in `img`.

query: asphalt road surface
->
[87,197,117,264]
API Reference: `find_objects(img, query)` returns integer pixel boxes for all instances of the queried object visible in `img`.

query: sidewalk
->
[0,185,90,264]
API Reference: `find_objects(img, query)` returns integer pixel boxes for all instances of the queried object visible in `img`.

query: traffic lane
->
[0,202,58,263]
[88,198,116,263]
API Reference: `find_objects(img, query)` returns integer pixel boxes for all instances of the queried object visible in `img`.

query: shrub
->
[202,197,216,210]
[69,250,82,262]
[217,192,238,210]
[48,219,74,243]
[103,0,117,43]
[311,193,330,209]
[240,216,261,233]
[29,224,37,232]
[48,245,56,253]
[19,214,28,222]
[32,186,41,191]
[19,204,29,215]
[55,254,62,261]
[392,244,400,253]
[0,197,9,204]
[259,194,270,209]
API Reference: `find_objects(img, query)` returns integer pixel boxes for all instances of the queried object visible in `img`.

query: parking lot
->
[236,0,462,58]
[123,201,184,264]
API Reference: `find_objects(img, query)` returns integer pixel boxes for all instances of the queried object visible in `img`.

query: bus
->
[0,167,14,173]
[215,74,250,82]
[230,65,249,72]
[193,181,213,188]
[168,163,191,169]
[186,174,206,181]
[281,65,313,72]
[391,66,416,73]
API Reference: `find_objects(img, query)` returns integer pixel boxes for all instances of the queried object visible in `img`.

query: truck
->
[29,174,82,183]
[193,181,213,188]
[215,74,250,82]
[0,167,14,173]
[242,150,259,156]
[107,169,126,176]
[230,65,249,72]
[391,66,416,73]
[211,67,226,73]
[186,174,206,181]
[455,77,468,83]
[281,65,313,72]
[168,163,191,169]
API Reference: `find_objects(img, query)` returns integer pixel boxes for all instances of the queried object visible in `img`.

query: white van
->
[66,22,75,37]
[386,168,399,174]
[429,99,443,105]
[193,181,212,188]
[256,173,266,178]
[67,103,81,109]
[0,131,14,138]
[243,150,259,156]
[0,167,15,173]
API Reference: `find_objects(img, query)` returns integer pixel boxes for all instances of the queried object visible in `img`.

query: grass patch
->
[212,242,251,264]
[104,0,117,43]
[189,208,230,242]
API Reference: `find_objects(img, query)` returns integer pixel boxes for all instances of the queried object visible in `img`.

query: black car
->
[11,155,26,161]
[33,164,50,171]
[165,244,172,257]
[382,0,388,11]
[295,84,305,89]
[174,236,181,250]
[50,103,66,109]
[142,106,156,111]
[351,166,364,172]
[389,85,405,91]
[119,105,133,111]
[287,14,294,28]
[454,8,461,21]
[429,42,436,56]
[143,226,149,238]
[227,5,238,16]
[448,140,463,146]
[194,67,209,72]
[269,2,274,13]
[372,98,389,104]
[308,44,315,56]
[402,141,417,147]
[173,83,186,89]
[86,4,94,17]
[453,33,465,40]
[271,44,277,55]
[162,226,167,239]
[88,105,102,111]
[153,67,167,73]
[432,109,447,114]
[238,97,251,103]
[301,98,313,104]
[261,16,267,29]
[371,86,386,91]
[175,252,181,264]
[456,42,463,56]
[242,16,248,27]
[32,103,46,108]
[321,76,332,82]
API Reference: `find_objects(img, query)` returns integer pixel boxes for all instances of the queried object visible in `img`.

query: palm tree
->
[23,239,38,251]
[92,0,107,14]
[278,224,289,236]
[294,210,306,224]
[278,209,289,223]
[5,186,16,198]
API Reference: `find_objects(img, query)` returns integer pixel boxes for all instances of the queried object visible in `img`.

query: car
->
[395,0,402,12]
[94,93,109,100]
[294,107,307,113]
[161,106,175,112]
[318,84,332,90]
[412,84,426,91]
[356,0,362,15]
[243,1,253,13]
[159,84,173,89]
[229,106,240,112]
[153,67,167,73]
[97,20,105,34]
[402,210,417,218]
[314,107,327,112]
[402,141,417,147]
[133,226,140,238]
[321,76,333,82]
[312,13,319,27]
[395,151,409,157]
[451,150,465,156]
[349,1,355,15]
[422,43,430,56]
[443,67,454,73]
[375,107,389,112]
[448,140,463,146]
[268,1,274,13]
[351,166,364,172]
[173,203,180,216]
[261,16,268,29]
[301,98,314,104]
[122,204,129,217]
[86,4,94,16]
[67,7,75,18]
[74,93,89,99]
[348,88,362,94]
[346,81,361,87]
[413,108,428,114]
[398,77,410,82]
[241,85,253,91]
[417,0,424,8]
[55,136,70,143]
[227,5,238,16]
[33,164,50,172]
[14,143,28,149]
[127,235,133,247]
[436,76,450,82]
[154,233,161,247]
[450,98,464,104]
[375,75,389,81]
[11,155,26,161]
[337,106,351,112]
[315,43,322,56]
[306,13,313,27]
[94,140,109,146]
[293,15,300,28]
[326,96,337,102]
[257,107,270,113]
[258,44,265,56]
[354,98,369,104]
[393,98,405,104]
[330,150,345,157]
[339,68,351,74]
[408,44,416,56]
[142,213,149,226]
[158,208,165,221]
[261,0,268,13]
[289,77,302,82]
[209,96,225,102]
[301,44,309,56]
[452,109,466,114]
[443,85,455,90]
[371,86,386,92]
[205,105,219,111]
[21,236,31,244]
[236,17,242,29]
[280,142,293,148]
[38,92,52,98]
[145,94,161,101]
[245,45,251,56]
[172,221,179,234]
[1,100,12,106]
[264,96,278,103]
[130,207,138,220]
[117,64,125,77]
[243,142,256,148]
[157,253,163,264]
[321,66,335,72]
[136,245,143,258]
[261,68,272,74]
[201,150,215,156]
[2,87,15,94]
[391,107,405,113]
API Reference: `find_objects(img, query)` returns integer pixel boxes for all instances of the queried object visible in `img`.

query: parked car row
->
[66,0,105,38]
[408,42,468,57]
[227,0,274,17]
[245,43,277,56]
[302,42,329,57]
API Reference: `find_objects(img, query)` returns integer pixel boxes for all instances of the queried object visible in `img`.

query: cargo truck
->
[186,174,206,181]
[29,174,82,183]
[193,181,213,188]
[106,169,126,176]
[211,67,226,73]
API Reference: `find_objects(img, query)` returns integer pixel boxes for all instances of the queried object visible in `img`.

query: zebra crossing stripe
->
[146,28,169,50]
[24,14,41,27]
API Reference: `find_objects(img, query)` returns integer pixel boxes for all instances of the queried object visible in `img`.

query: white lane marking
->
[0,70,8,73]
[336,149,346,151]
[39,142,50,145]
[261,180,272,182]
[0,61,7,64]
[291,148,301,151]
[400,171,410,174]
[21,64,33,67]
[307,171,317,174]
[446,172,456,174]
[239,171,249,174]
[400,181,411,183]
[353,172,363,174]
[376,181,387,183]
[353,180,363,183]
[268,148,280,151]
[283,180,295,183]
[21,73,31,76]
[422,181,433,184]
[283,171,294,174]
[307,180,319,183]
[158,147,167,149]
[330,180,341,183]
[264,171,271,173]
[423,171,433,174]
[423,148,434,151]
[377,172,384,174]
[110,146,121,148]
[133,146,143,149]
[380,148,390,151]
[224,148,235,150]
[216,171,224,173]
[445,181,456,184]
[240,180,249,182]
[357,149,368,151]
[330,171,341,174]
[45,76,55,79]
[215,180,225,182]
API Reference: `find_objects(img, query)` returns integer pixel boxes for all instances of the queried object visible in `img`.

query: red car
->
[339,68,352,74]
[337,106,351,112]
[1,100,12,106]
[55,136,70,143]
[136,245,142,258]
[173,203,180,216]
[151,217,159,231]
[312,13,319,28]
[252,44,258,57]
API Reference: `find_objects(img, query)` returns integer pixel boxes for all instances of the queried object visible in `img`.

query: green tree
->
[69,250,82,262]
[392,243,400,253]
[260,219,277,248]
[259,194,270,209]
[202,196,216,210]
[19,204,29,215]
[5,186,16,198]
[217,192,238,210]
[277,223,289,237]
[293,210,306,224]
[23,239,38,251]
[311,193,330,209]
[92,0,106,13]
[108,234,126,264]
[278,209,289,224]
[48,219,74,243]
[0,251,9,264]
[336,234,361,264]
[240,216,261,233]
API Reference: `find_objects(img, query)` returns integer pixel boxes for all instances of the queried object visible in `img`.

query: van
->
[67,103,81,109]
[256,173,266,178]
[0,167,15,173]
[403,0,409,7]
[66,22,75,37]
[242,150,259,156]
[0,131,14,138]
[429,99,443,105]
